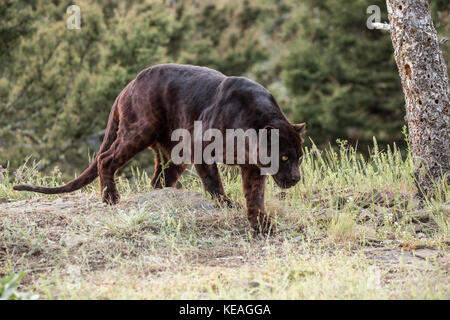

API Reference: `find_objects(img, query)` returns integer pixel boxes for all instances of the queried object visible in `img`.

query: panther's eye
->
[281,155,288,161]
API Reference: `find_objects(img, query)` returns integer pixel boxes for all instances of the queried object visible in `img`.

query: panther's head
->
[268,122,306,189]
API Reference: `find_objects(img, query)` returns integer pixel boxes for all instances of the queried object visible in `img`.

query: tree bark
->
[386,0,450,195]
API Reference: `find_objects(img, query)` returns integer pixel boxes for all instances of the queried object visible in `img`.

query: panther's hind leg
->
[98,128,157,204]
[151,150,187,189]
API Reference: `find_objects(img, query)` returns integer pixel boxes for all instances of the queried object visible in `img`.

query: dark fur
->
[14,64,305,233]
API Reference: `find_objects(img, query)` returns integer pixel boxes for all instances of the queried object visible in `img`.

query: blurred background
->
[1,0,449,179]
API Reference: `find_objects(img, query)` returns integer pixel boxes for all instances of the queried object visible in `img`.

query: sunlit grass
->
[0,138,448,299]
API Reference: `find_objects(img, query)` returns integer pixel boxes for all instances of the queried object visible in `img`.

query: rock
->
[315,209,335,222]
[360,189,396,208]
[360,237,383,245]
[364,248,423,266]
[357,208,382,223]
[354,225,377,239]
[412,213,430,223]
[414,224,423,233]
[192,201,217,212]
[136,188,217,212]
[248,280,274,292]
[358,209,373,223]
[359,206,403,226]
[216,256,244,261]
[413,248,439,260]
[416,232,426,239]
[406,197,422,210]
[60,235,85,248]
[0,197,8,204]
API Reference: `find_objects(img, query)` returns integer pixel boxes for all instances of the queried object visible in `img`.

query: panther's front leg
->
[240,165,275,234]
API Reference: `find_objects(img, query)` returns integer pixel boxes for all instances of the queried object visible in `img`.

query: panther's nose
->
[291,176,300,184]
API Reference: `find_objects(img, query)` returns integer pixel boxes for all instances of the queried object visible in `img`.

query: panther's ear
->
[293,123,306,134]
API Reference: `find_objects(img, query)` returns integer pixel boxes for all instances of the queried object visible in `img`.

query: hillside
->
[1,143,448,299]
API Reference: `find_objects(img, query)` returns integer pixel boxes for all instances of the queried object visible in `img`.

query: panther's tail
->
[13,98,120,195]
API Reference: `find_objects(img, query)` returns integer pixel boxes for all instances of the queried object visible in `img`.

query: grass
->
[0,139,448,299]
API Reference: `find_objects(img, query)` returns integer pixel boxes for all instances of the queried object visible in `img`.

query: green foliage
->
[0,0,449,178]
[0,0,269,177]
[282,0,404,149]
[0,0,35,69]
[0,271,38,300]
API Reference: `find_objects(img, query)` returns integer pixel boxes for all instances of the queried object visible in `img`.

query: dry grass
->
[0,140,449,299]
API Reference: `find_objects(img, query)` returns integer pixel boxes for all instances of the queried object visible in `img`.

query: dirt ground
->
[0,188,449,299]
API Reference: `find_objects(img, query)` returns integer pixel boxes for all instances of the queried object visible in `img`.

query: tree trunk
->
[386,0,450,195]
